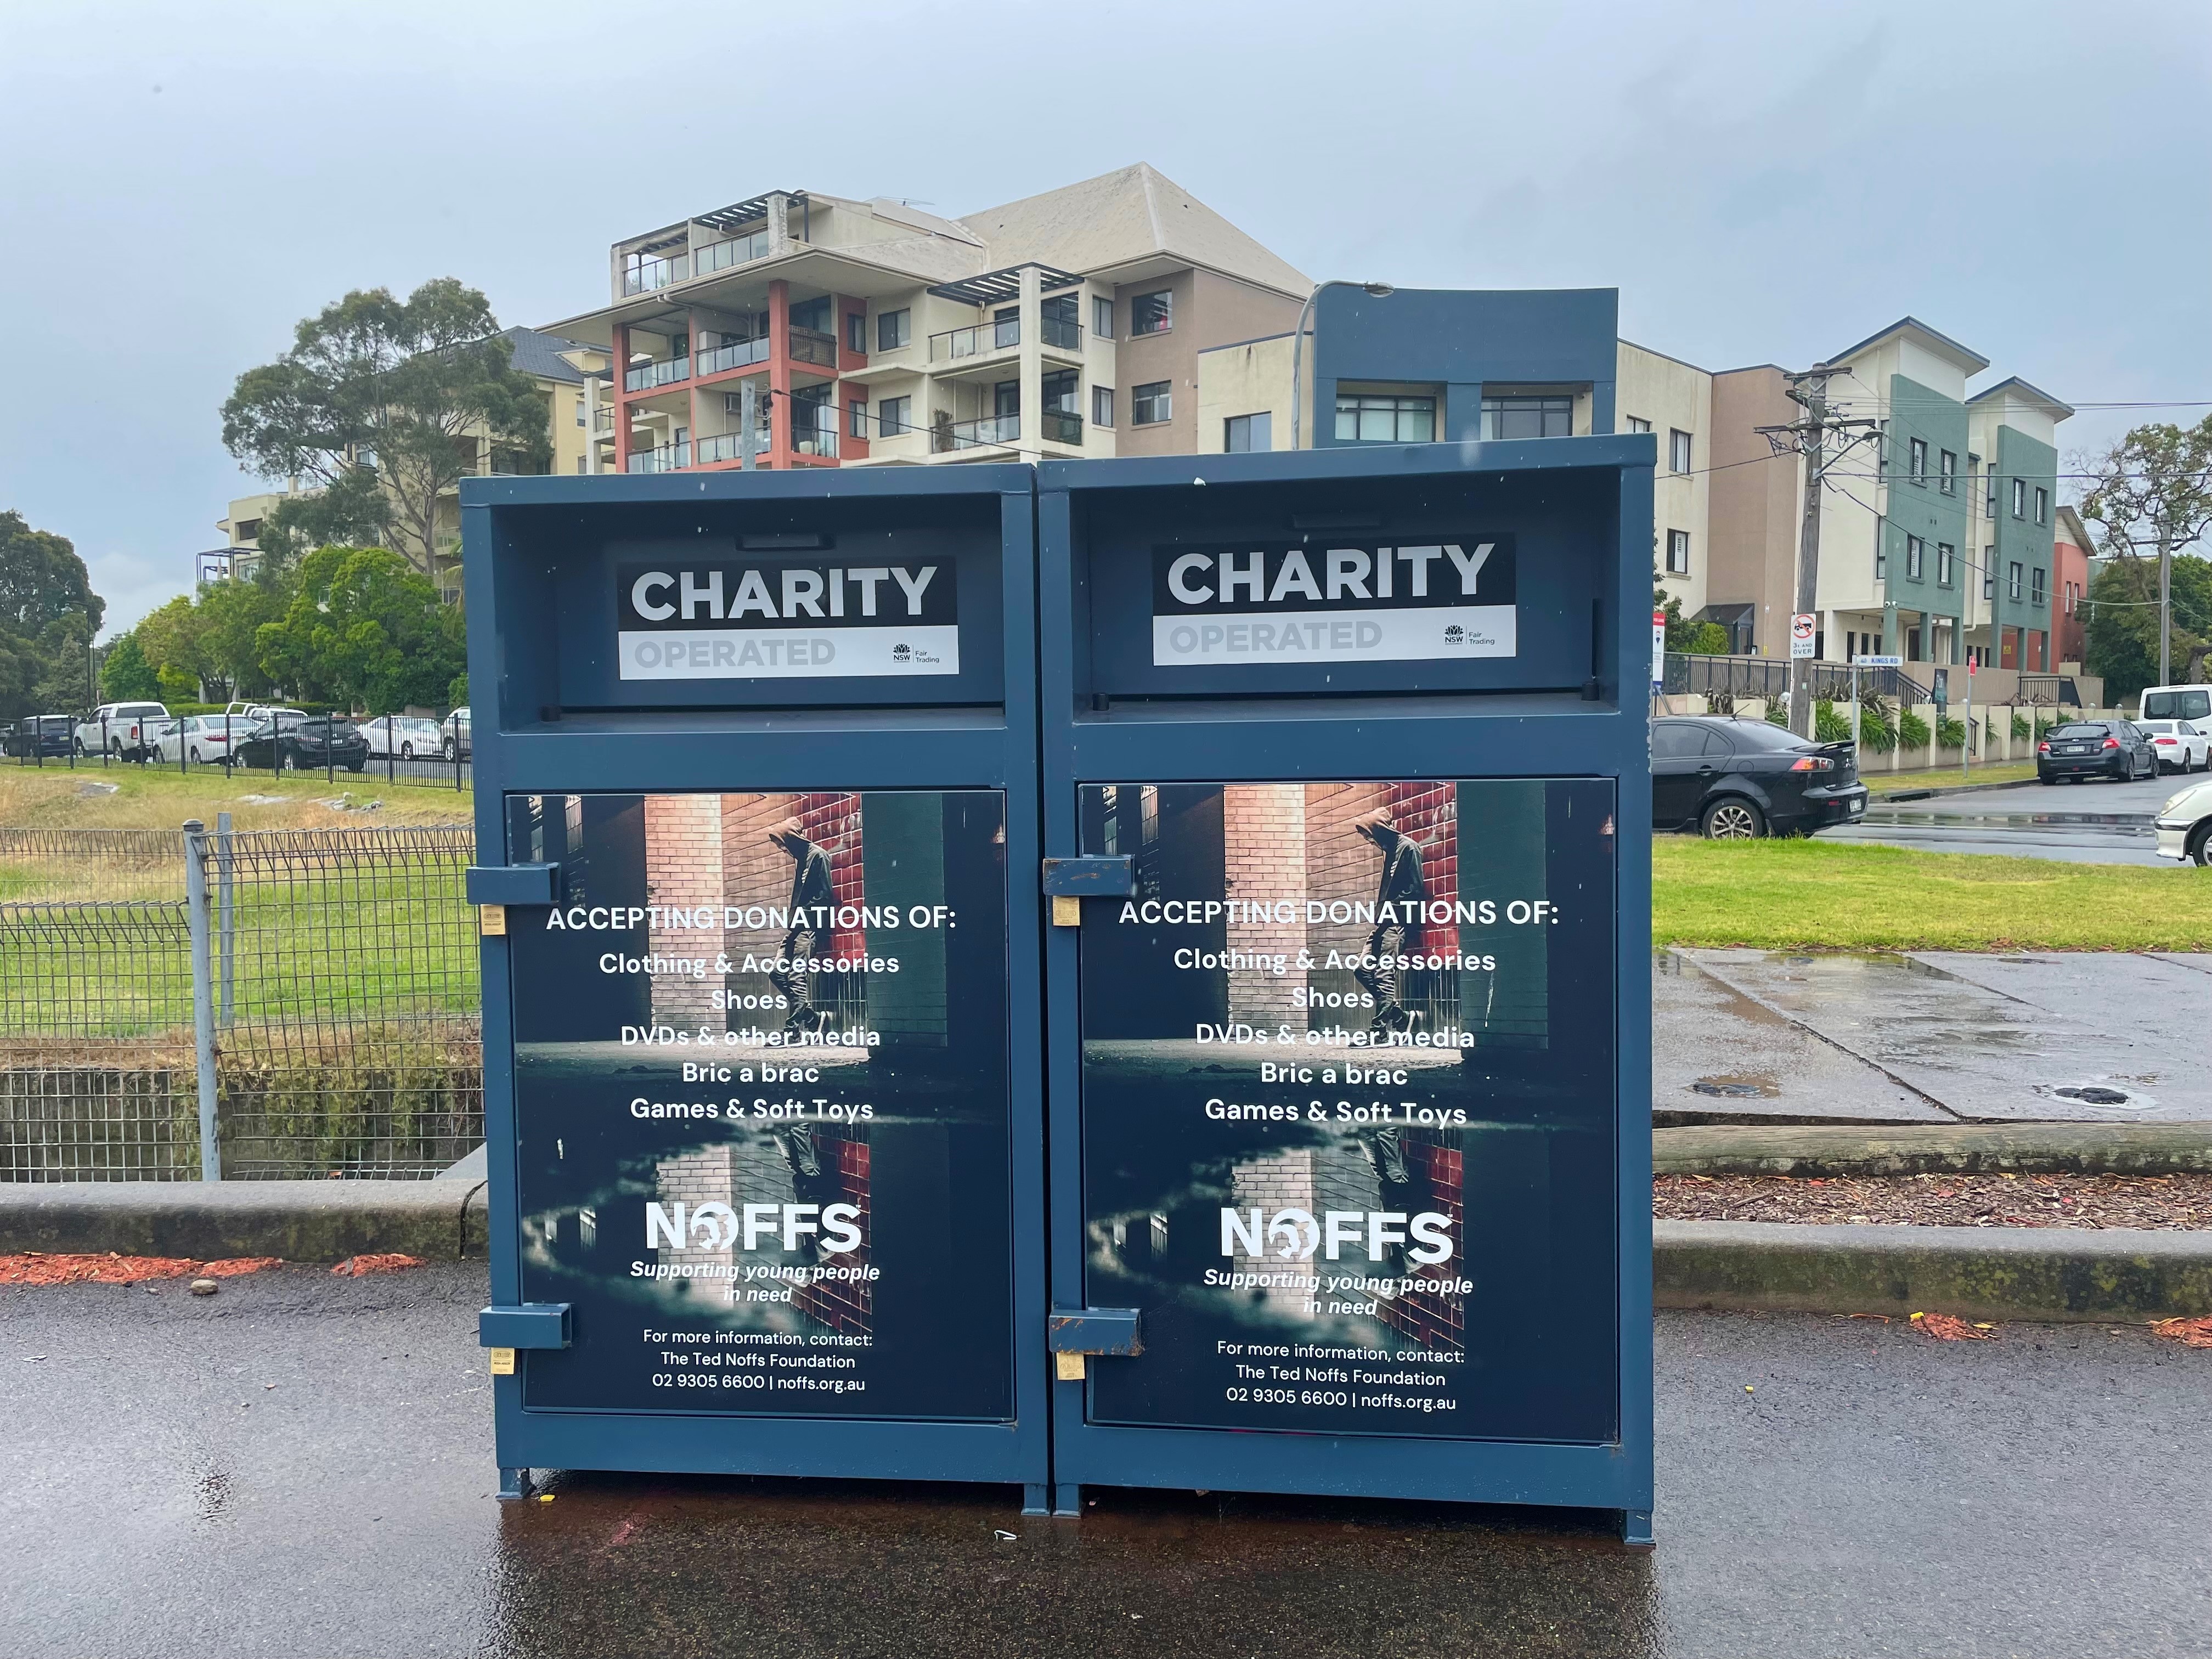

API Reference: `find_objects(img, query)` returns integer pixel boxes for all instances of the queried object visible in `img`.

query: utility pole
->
[1758,368,1882,738]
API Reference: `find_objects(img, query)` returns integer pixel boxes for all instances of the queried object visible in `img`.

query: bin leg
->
[1021,1483,1049,1517]
[498,1466,533,1502]
[1619,1508,1654,1548]
[1052,1482,1083,1518]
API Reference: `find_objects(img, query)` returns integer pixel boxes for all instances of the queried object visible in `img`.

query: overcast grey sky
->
[3,0,2205,635]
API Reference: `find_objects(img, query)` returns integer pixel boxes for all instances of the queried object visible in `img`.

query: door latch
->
[1041,856,1133,927]
[1048,1307,1141,1379]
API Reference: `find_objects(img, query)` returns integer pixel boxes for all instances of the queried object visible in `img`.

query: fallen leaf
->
[1914,1312,1994,1341]
[331,1254,425,1277]
[2151,1317,2212,1350]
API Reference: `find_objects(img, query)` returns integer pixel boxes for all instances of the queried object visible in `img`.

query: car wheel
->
[2191,825,2212,867]
[1701,798,1767,839]
[443,741,456,760]
[400,742,413,759]
[347,761,364,773]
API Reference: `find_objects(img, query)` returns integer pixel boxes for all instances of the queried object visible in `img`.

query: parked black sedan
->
[232,712,371,773]
[1652,716,1869,838]
[4,715,75,759]
[2036,720,2158,784]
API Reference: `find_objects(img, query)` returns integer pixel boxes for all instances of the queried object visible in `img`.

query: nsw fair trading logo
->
[1150,538,1518,668]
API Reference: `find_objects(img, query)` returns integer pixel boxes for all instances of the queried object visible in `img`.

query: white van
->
[2138,684,2212,729]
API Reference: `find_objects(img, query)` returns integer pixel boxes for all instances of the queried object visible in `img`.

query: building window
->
[574,455,586,474]
[1224,412,1272,453]
[1906,534,1925,579]
[1041,368,1079,414]
[1875,540,1887,581]
[2012,477,2027,518]
[1480,394,1571,440]
[1626,416,1651,433]
[1341,393,1436,443]
[878,395,912,436]
[1091,385,1114,428]
[1909,437,1927,485]
[2032,567,2046,606]
[2034,486,2049,526]
[788,296,832,334]
[1983,545,1995,599]
[1669,428,1692,475]
[846,312,867,354]
[1939,449,1956,494]
[848,398,868,439]
[574,395,586,427]
[1131,381,1172,425]
[1877,420,1890,477]
[876,309,911,352]
[1666,529,1690,574]
[1130,290,1172,335]
[1093,296,1113,339]
[2009,561,2023,601]
[1937,542,1954,586]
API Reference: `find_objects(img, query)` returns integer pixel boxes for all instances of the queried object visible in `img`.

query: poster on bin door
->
[1078,779,1618,1442]
[506,789,1014,1420]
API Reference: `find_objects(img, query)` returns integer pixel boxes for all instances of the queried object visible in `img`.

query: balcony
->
[1039,408,1082,445]
[697,336,770,376]
[692,228,771,277]
[622,251,689,295]
[789,328,837,369]
[592,405,616,433]
[695,428,771,466]
[932,318,1022,362]
[624,356,691,393]
[626,441,691,473]
[946,413,1020,449]
[620,228,776,296]
[1040,315,1082,352]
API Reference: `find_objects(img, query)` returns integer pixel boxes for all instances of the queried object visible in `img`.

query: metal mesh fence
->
[0,825,482,1181]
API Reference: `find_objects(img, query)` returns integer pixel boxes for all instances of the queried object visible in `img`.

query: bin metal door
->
[1065,778,1618,1443]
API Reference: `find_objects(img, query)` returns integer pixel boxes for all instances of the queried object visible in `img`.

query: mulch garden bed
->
[1654,1171,2212,1231]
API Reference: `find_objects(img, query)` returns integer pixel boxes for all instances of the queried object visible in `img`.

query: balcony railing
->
[930,318,1022,362]
[592,405,615,432]
[695,428,771,465]
[697,336,770,376]
[622,252,688,295]
[624,356,691,392]
[948,413,1020,449]
[626,441,691,473]
[789,328,837,369]
[1040,407,1082,445]
[692,228,771,276]
[1041,315,1082,352]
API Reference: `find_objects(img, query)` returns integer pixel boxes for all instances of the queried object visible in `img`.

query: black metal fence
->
[0,823,481,1181]
[1662,653,1931,705]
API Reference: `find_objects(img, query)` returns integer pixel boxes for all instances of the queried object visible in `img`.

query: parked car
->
[2138,684,2212,726]
[232,712,371,773]
[1651,716,1869,838]
[74,701,170,759]
[439,707,471,760]
[2036,720,2158,784]
[154,715,247,766]
[2153,778,2212,866]
[4,715,74,758]
[2138,719,2211,774]
[361,715,444,759]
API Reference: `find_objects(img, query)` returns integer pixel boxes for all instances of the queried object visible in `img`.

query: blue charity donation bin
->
[1033,440,1656,1541]
[460,467,1052,1509]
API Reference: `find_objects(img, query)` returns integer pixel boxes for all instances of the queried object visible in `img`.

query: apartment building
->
[541,165,1310,475]
[215,326,603,590]
[2051,504,2094,671]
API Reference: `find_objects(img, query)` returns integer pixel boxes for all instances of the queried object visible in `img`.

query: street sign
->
[1854,654,1902,668]
[1651,608,1666,691]
[1933,668,1949,708]
[1789,613,1816,659]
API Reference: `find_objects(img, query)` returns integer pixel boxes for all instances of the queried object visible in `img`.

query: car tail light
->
[2038,741,2051,753]
[2103,737,2120,749]
[2155,737,2176,744]
[1788,756,1833,771]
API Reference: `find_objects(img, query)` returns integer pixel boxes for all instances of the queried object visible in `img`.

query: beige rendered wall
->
[1195,332,1298,454]
[1114,268,1305,458]
[1618,343,1714,619]
[1707,366,1803,656]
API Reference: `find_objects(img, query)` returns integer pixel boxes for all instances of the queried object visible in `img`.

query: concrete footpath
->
[3,1261,2205,1659]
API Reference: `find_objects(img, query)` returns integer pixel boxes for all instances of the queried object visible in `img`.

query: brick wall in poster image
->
[715,792,868,1030]
[644,794,727,1031]
[1374,1131,1465,1353]
[1300,781,1459,1031]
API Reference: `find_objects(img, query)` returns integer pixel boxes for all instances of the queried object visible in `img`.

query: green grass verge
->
[1655,837,2212,952]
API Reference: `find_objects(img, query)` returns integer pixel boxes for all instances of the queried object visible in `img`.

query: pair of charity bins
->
[460,439,1655,1541]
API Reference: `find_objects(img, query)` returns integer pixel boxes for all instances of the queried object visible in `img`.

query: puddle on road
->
[1690,1075,1779,1099]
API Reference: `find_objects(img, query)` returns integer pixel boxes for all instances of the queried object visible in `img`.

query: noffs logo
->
[1221,1207,1454,1265]
[647,1200,863,1255]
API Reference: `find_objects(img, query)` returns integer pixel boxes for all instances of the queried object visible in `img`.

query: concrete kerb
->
[0,1178,489,1262]
[1655,1121,2212,1178]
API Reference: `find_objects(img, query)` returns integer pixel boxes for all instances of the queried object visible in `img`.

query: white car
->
[360,715,444,759]
[74,701,170,759]
[2139,719,2210,774]
[2153,779,2212,866]
[154,715,243,765]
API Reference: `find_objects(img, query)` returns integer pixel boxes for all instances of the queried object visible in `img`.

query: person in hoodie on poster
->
[765,816,839,1193]
[1347,807,1428,1209]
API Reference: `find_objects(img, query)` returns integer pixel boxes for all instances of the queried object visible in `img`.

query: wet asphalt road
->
[4,1263,2208,1658]
[1816,771,2187,865]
